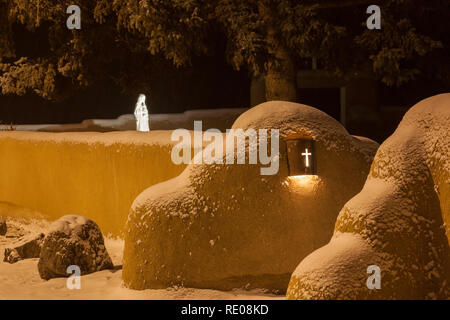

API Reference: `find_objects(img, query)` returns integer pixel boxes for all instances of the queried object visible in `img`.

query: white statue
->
[134,94,150,132]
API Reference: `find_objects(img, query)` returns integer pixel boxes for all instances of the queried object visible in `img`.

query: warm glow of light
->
[285,175,320,193]
[288,175,319,184]
[301,148,312,167]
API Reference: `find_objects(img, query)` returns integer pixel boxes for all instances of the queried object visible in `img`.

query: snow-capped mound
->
[47,215,90,235]
[123,101,378,292]
[287,93,450,299]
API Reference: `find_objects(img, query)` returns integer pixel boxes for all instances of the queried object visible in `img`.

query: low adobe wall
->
[0,131,189,236]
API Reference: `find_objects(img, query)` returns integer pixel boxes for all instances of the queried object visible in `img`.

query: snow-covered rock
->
[3,233,44,263]
[38,215,113,280]
[0,216,6,236]
[287,93,450,299]
[123,101,379,292]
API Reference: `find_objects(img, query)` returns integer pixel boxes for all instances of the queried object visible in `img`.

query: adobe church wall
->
[0,131,189,236]
[123,101,379,292]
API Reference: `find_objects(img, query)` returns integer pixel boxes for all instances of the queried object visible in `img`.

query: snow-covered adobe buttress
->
[287,93,450,299]
[123,101,379,292]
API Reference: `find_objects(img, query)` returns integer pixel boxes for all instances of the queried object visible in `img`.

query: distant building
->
[251,62,378,128]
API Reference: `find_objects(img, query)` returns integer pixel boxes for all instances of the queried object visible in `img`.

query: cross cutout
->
[302,148,312,167]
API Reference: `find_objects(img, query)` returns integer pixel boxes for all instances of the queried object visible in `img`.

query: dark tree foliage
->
[356,0,448,87]
[0,0,448,102]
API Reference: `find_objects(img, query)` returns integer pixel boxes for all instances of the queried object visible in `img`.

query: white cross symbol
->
[302,148,312,167]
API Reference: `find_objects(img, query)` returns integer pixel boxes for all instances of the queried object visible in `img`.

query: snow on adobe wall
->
[11,108,248,133]
[287,93,450,300]
[0,131,190,236]
[122,101,379,292]
[149,108,249,131]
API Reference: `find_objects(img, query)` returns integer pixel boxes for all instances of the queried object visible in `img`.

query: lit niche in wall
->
[286,139,317,177]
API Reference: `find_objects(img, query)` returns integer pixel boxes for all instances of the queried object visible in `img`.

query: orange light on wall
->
[286,139,317,176]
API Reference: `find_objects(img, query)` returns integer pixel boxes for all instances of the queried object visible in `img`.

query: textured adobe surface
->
[123,101,379,291]
[287,94,450,299]
[0,131,190,236]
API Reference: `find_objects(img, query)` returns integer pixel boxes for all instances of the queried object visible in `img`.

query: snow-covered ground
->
[0,216,283,300]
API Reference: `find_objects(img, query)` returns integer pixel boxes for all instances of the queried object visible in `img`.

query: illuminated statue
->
[134,94,150,132]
